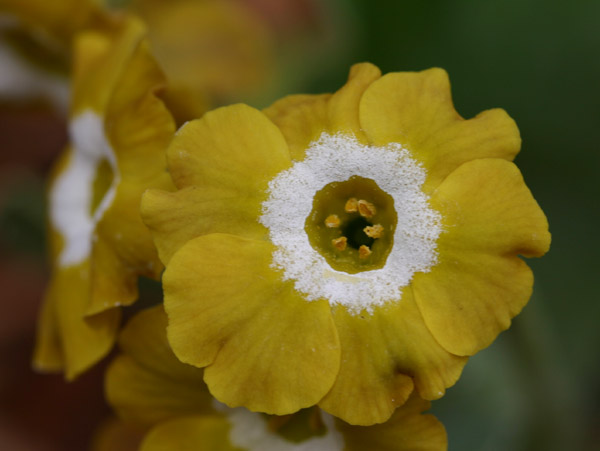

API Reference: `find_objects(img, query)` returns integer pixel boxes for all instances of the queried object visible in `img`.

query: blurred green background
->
[1,0,598,449]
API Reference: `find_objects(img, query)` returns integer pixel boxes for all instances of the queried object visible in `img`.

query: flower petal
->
[375,290,467,400]
[140,416,236,451]
[71,18,147,115]
[163,233,340,415]
[106,306,213,424]
[32,285,64,372]
[106,354,211,425]
[318,305,414,426]
[141,184,267,266]
[319,288,466,425]
[80,23,175,315]
[337,393,447,451]
[413,159,551,356]
[359,68,521,191]
[263,94,331,161]
[327,62,381,138]
[104,39,175,173]
[167,104,291,190]
[262,63,381,160]
[117,306,205,382]
[33,260,120,379]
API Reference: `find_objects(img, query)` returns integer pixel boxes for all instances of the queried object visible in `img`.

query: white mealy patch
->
[260,133,441,313]
[49,110,120,266]
[214,402,344,451]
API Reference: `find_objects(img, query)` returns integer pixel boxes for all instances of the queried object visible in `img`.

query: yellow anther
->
[332,236,348,251]
[358,245,372,259]
[358,200,376,218]
[324,214,341,228]
[344,198,358,213]
[364,224,384,239]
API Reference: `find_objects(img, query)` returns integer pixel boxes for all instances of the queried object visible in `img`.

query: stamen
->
[344,198,358,213]
[364,224,384,239]
[324,214,341,228]
[332,236,347,251]
[358,245,372,259]
[358,200,376,218]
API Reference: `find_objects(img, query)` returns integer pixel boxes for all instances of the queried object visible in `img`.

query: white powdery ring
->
[260,133,442,313]
[50,110,120,267]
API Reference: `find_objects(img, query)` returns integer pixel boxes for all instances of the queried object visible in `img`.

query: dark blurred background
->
[1,0,598,449]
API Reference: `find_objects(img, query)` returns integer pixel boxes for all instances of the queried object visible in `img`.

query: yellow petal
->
[83,28,174,315]
[32,289,64,372]
[167,104,291,190]
[320,289,465,425]
[163,233,340,415]
[414,159,551,356]
[106,354,212,425]
[87,235,139,315]
[327,62,381,139]
[377,291,468,401]
[140,416,237,451]
[118,306,205,382]
[141,185,267,266]
[263,63,381,160]
[106,306,212,424]
[433,158,550,258]
[71,18,147,116]
[104,39,175,174]
[337,393,447,451]
[87,178,167,315]
[318,305,414,426]
[263,94,331,161]
[90,418,146,451]
[35,260,120,380]
[33,162,69,373]
[359,68,521,191]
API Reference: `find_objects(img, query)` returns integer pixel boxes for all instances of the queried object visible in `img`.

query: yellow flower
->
[33,16,175,380]
[141,63,550,425]
[105,306,448,450]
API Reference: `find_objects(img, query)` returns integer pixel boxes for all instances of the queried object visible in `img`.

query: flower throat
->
[305,176,397,274]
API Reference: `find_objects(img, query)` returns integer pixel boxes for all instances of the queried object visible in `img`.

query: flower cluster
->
[4,0,551,449]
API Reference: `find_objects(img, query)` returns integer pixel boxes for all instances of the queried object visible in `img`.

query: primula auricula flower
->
[141,63,551,425]
[105,306,448,451]
[33,16,175,379]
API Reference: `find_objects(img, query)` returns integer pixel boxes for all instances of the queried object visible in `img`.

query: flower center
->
[260,132,441,313]
[305,176,397,274]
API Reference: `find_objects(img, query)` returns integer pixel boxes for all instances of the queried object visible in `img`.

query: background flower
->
[104,305,448,451]
[33,16,175,380]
